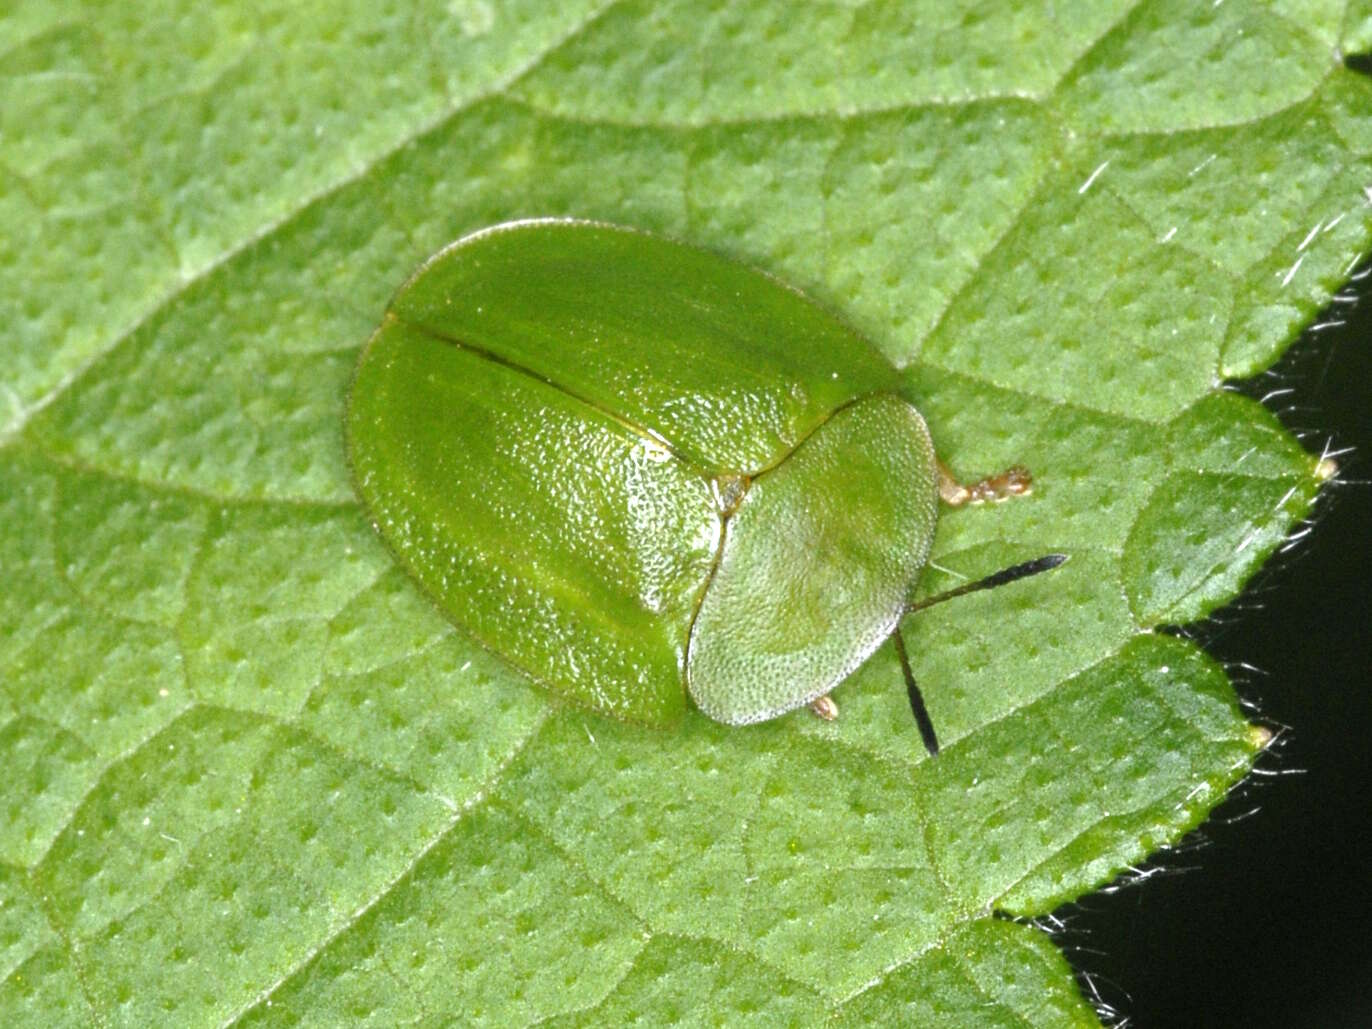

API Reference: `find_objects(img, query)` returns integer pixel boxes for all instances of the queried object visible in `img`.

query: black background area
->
[1060,257,1372,1027]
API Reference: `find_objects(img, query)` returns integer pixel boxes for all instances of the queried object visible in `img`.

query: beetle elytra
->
[346,219,1062,754]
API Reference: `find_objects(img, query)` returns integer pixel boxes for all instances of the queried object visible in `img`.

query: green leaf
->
[2,1,1368,1024]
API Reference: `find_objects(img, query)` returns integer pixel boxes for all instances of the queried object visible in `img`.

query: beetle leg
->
[936,458,1032,506]
[808,695,839,721]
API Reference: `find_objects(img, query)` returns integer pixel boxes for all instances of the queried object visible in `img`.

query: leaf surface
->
[2,1,1370,1024]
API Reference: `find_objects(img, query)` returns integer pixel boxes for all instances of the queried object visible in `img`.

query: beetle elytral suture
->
[346,218,1066,755]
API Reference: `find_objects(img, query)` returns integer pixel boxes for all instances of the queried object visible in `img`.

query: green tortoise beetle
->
[345,218,1063,755]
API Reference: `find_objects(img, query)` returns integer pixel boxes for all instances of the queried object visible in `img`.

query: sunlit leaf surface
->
[2,2,1369,1023]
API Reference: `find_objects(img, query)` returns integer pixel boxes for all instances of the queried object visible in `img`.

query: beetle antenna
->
[906,554,1068,614]
[893,628,940,756]
[896,554,1068,757]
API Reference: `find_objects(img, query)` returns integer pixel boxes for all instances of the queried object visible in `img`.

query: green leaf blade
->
[2,0,1369,1023]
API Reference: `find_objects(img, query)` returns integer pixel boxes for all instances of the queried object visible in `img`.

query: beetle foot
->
[937,460,1032,506]
[809,695,839,721]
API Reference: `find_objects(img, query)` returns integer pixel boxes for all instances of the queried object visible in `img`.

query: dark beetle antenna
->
[908,554,1067,614]
[897,554,1068,757]
[892,630,940,756]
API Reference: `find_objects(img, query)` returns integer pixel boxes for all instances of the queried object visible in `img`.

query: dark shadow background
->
[1059,256,1372,1027]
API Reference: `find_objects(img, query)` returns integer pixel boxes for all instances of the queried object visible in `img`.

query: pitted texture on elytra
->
[391,219,898,475]
[351,220,920,730]
[2,0,1368,1023]
[349,312,721,725]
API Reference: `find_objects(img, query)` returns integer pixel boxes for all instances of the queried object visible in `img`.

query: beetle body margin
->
[346,219,939,727]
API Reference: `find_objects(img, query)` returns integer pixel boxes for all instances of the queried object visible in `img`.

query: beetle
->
[346,218,1062,755]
